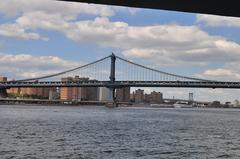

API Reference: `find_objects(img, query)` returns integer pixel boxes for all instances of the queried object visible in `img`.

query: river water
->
[0,105,240,159]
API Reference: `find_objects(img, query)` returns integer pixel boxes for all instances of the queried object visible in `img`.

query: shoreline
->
[0,102,240,109]
[0,98,238,109]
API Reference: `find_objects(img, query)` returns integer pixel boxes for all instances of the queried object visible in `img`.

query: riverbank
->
[0,98,132,107]
[1,98,239,109]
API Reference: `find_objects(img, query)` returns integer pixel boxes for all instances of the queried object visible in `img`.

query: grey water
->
[1,105,240,159]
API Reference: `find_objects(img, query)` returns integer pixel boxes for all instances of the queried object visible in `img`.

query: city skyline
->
[2,74,239,105]
[0,0,240,102]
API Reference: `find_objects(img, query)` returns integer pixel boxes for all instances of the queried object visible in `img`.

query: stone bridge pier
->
[0,88,7,98]
[0,76,8,98]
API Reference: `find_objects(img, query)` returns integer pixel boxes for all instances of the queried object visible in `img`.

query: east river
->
[1,105,240,159]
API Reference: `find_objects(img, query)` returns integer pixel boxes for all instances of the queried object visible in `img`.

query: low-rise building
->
[0,76,7,82]
[144,94,151,103]
[60,76,90,101]
[60,76,99,101]
[7,88,21,94]
[224,102,233,108]
[21,87,55,98]
[99,87,112,101]
[49,89,60,100]
[130,92,135,102]
[116,87,130,102]
[4,75,55,99]
[143,91,163,103]
[134,89,144,103]
[233,100,240,107]
[86,87,99,101]
[149,91,163,104]
[208,101,221,107]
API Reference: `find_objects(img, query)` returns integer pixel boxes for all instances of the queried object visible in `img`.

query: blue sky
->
[0,0,240,102]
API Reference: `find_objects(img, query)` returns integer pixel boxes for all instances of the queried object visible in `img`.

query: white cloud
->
[10,12,240,66]
[0,23,48,41]
[196,14,240,27]
[0,52,81,79]
[197,68,240,81]
[2,1,240,66]
[65,18,240,66]
[0,0,115,18]
[203,69,235,76]
[0,0,117,41]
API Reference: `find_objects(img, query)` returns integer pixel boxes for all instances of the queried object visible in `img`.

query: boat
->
[173,101,193,108]
[150,103,174,108]
[105,102,118,108]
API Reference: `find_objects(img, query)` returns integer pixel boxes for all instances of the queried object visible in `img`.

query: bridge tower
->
[110,53,116,83]
[109,53,117,107]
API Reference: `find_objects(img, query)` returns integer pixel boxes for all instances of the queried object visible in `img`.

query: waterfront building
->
[72,87,84,100]
[86,87,99,101]
[60,76,89,100]
[21,87,40,96]
[6,77,56,99]
[144,94,151,103]
[225,102,233,108]
[19,87,55,99]
[143,91,163,104]
[0,76,7,82]
[233,100,240,107]
[116,87,130,102]
[189,92,194,102]
[7,88,21,94]
[49,89,60,100]
[208,101,221,107]
[98,87,112,101]
[149,91,163,104]
[60,76,99,101]
[134,89,144,103]
[130,92,135,102]
[60,86,73,100]
[1,76,56,99]
[77,88,87,100]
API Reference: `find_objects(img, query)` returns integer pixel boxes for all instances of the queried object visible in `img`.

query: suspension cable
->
[12,55,111,82]
[115,55,214,82]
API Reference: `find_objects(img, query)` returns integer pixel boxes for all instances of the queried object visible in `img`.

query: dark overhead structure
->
[58,0,240,17]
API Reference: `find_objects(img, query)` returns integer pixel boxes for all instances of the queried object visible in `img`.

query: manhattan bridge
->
[1,53,240,100]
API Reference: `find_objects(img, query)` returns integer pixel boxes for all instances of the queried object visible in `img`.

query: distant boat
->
[150,103,174,108]
[105,102,118,108]
[173,101,193,108]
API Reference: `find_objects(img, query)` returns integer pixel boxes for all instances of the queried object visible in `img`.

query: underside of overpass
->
[58,0,239,17]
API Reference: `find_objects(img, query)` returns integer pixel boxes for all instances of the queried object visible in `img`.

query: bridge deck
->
[1,81,240,89]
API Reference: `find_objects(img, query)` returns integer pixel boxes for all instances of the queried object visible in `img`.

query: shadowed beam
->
[57,0,240,17]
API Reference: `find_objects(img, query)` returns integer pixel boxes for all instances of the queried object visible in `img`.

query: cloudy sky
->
[1,0,240,102]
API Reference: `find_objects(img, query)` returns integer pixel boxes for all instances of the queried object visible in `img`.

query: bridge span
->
[1,54,240,104]
[1,80,240,89]
[1,54,240,89]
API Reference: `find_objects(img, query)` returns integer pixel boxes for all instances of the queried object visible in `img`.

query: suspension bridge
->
[1,53,240,103]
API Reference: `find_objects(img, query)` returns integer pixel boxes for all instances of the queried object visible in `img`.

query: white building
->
[233,100,240,107]
[98,87,113,101]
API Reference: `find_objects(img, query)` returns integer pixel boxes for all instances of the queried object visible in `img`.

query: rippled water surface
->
[1,105,240,158]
